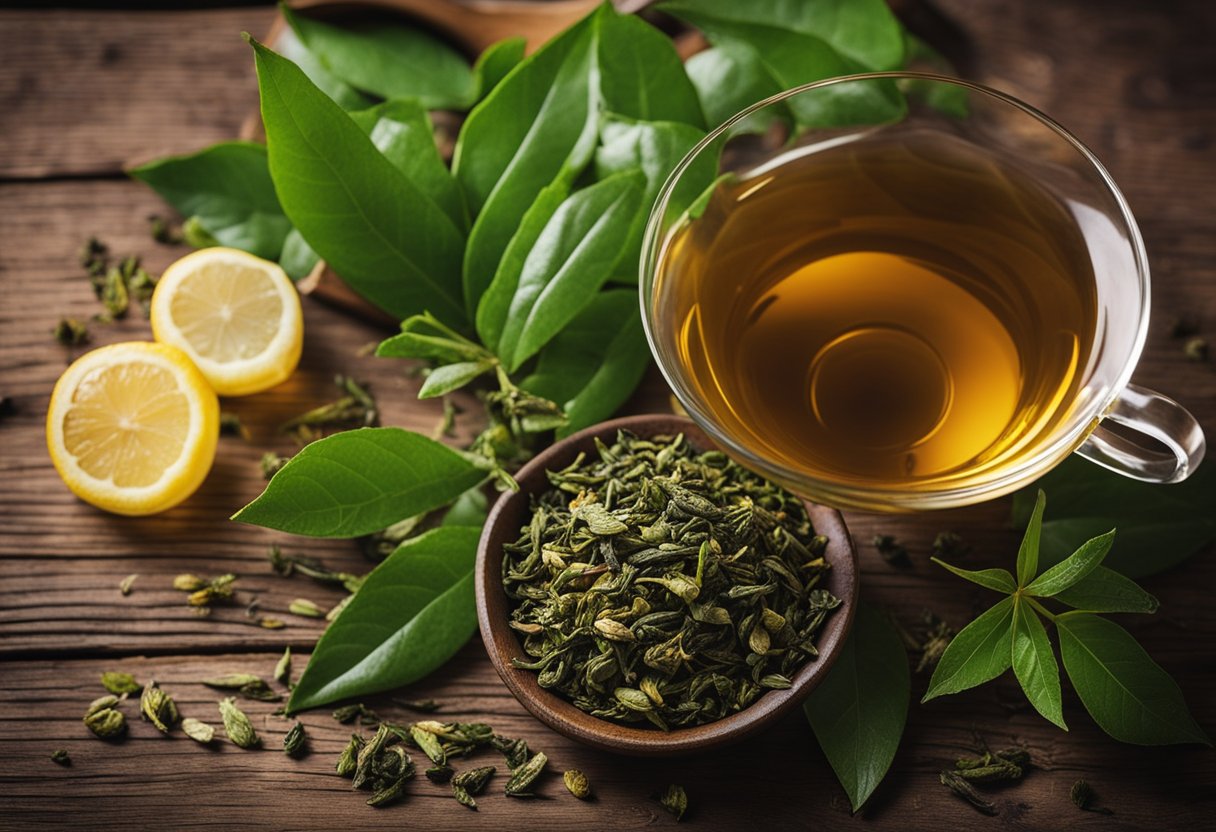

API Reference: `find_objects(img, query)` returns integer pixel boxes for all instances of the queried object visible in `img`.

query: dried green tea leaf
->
[140,681,179,734]
[100,672,142,696]
[659,783,688,821]
[274,647,292,686]
[51,749,71,767]
[504,752,547,797]
[218,697,260,749]
[284,721,307,757]
[181,717,216,745]
[563,769,591,799]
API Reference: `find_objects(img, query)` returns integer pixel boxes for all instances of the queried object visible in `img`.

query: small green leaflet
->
[1053,566,1159,614]
[233,427,488,538]
[494,171,646,372]
[281,3,475,109]
[1012,599,1066,729]
[928,559,1016,594]
[348,100,467,230]
[519,290,652,438]
[1013,455,1216,577]
[804,604,909,812]
[129,141,291,261]
[249,36,467,324]
[288,527,481,712]
[1016,489,1046,586]
[1057,613,1210,746]
[378,313,491,364]
[922,596,1014,700]
[1024,529,1114,597]
[418,360,496,399]
[684,41,783,129]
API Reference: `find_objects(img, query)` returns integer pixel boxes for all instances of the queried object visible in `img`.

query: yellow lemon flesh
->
[47,341,219,516]
[151,247,303,396]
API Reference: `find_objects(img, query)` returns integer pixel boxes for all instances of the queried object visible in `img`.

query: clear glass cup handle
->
[1075,383,1206,483]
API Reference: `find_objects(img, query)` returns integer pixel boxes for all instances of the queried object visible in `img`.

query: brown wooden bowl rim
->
[475,414,859,756]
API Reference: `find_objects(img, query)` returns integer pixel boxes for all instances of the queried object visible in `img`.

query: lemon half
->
[47,341,219,515]
[151,247,303,396]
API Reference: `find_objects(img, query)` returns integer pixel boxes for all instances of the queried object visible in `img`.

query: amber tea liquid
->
[655,131,1098,488]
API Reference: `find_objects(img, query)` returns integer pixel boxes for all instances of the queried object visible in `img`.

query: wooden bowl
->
[475,414,859,756]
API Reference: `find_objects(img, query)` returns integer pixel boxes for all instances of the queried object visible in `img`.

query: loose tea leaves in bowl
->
[502,430,841,730]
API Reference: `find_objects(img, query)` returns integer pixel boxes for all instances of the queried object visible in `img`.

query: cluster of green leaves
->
[926,490,1208,745]
[201,0,933,713]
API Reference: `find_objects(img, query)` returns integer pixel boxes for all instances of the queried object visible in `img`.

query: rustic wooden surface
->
[1,2,1214,830]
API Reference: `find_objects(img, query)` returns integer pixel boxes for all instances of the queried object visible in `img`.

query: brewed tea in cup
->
[641,74,1205,511]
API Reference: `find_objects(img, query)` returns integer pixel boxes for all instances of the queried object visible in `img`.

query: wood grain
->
[1,0,1214,829]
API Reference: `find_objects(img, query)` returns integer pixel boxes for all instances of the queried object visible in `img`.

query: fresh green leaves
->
[129,142,291,260]
[660,0,907,128]
[805,604,909,812]
[519,290,652,438]
[491,170,645,371]
[1013,456,1216,578]
[287,526,481,711]
[250,36,466,323]
[348,100,466,230]
[923,596,1014,700]
[929,490,1205,745]
[1057,613,1209,746]
[454,14,599,315]
[281,4,475,109]
[232,428,488,538]
[1012,600,1065,728]
[596,11,704,127]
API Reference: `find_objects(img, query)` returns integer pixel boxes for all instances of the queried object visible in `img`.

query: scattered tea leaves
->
[939,769,997,816]
[51,749,71,767]
[100,672,142,696]
[53,317,89,346]
[452,765,496,809]
[118,573,138,596]
[261,452,289,479]
[140,682,179,734]
[203,674,282,702]
[333,703,378,725]
[219,697,260,749]
[181,717,216,745]
[284,722,307,757]
[289,598,324,618]
[274,647,292,686]
[504,751,547,797]
[563,769,591,800]
[658,783,688,821]
[83,695,127,739]
[393,698,440,713]
[1070,778,1113,814]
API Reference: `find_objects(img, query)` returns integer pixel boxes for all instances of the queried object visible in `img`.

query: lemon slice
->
[150,247,303,396]
[47,341,219,515]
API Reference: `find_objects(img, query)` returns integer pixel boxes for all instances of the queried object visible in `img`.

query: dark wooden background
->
[1,1,1213,829]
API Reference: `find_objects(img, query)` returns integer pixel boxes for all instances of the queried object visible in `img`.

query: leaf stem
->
[1025,596,1057,622]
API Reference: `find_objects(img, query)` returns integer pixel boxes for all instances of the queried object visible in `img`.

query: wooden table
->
[1,2,1213,829]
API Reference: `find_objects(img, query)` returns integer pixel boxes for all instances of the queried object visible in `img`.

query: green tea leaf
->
[1053,566,1159,614]
[1025,529,1115,597]
[273,24,375,111]
[471,37,526,102]
[1012,600,1066,729]
[288,527,481,711]
[1057,612,1209,745]
[475,181,570,354]
[594,116,712,281]
[1013,456,1216,577]
[250,37,466,324]
[281,4,474,109]
[378,314,490,364]
[804,604,909,812]
[659,0,906,127]
[454,12,600,316]
[129,141,290,260]
[496,170,646,372]
[349,100,466,230]
[279,228,319,280]
[233,427,488,538]
[684,42,783,129]
[1016,489,1046,587]
[929,559,1016,594]
[923,596,1014,701]
[418,360,496,399]
[519,290,652,438]
[596,12,704,128]
[663,0,905,71]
